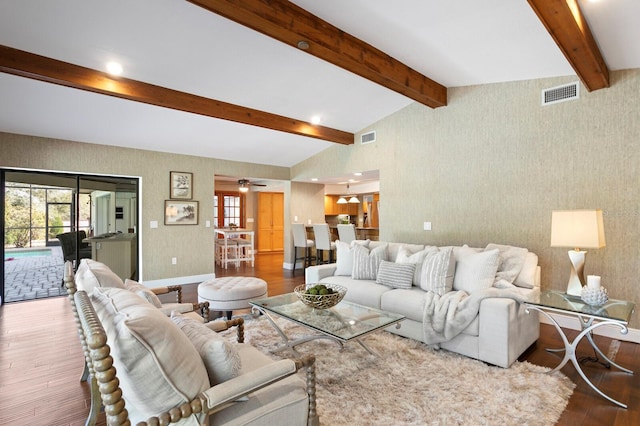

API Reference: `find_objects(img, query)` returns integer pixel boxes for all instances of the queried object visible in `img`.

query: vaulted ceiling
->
[1,0,639,168]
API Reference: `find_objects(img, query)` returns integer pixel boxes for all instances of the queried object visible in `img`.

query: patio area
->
[3,246,66,302]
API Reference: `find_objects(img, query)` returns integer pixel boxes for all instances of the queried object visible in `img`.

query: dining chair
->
[337,224,357,244]
[312,223,336,264]
[292,223,315,273]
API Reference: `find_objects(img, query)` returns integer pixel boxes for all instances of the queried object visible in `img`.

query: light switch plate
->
[150,220,158,229]
[423,221,432,231]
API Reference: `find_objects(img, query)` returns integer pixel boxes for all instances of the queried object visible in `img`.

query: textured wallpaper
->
[294,69,640,328]
[2,69,639,328]
[0,134,289,281]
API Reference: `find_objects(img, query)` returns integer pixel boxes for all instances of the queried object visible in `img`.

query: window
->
[214,191,244,228]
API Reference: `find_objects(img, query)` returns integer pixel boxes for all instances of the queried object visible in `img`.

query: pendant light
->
[337,184,359,204]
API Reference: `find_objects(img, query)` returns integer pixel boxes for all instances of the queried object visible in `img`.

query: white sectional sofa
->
[305,241,540,368]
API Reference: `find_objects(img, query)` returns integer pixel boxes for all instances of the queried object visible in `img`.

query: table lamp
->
[550,209,606,296]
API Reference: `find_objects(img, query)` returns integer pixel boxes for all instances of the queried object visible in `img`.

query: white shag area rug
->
[223,316,575,426]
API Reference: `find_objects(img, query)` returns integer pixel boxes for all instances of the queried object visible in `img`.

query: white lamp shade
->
[550,209,606,249]
[336,196,348,204]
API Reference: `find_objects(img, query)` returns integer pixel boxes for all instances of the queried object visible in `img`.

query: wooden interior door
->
[257,192,284,252]
[271,193,284,251]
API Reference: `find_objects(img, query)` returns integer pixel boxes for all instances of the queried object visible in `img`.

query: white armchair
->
[64,260,243,425]
[73,287,319,425]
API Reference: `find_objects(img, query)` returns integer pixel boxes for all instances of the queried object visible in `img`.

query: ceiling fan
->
[238,179,266,193]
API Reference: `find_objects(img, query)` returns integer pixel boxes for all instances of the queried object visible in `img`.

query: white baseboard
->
[540,312,640,344]
[284,262,305,271]
[142,273,215,288]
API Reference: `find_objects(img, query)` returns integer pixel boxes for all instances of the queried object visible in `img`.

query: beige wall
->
[287,181,326,266]
[293,69,640,328]
[3,70,639,327]
[0,133,289,282]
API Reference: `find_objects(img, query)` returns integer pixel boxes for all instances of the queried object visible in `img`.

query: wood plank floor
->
[1,252,638,425]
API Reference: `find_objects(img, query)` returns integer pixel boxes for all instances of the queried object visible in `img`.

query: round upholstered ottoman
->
[198,276,268,320]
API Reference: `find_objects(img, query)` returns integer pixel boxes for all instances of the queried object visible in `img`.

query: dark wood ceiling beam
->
[187,0,447,108]
[527,0,609,91]
[0,44,353,145]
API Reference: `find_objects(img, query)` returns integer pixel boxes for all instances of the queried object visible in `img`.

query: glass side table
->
[524,290,635,408]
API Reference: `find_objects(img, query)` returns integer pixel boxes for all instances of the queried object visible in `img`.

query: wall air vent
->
[360,131,376,144]
[541,82,579,106]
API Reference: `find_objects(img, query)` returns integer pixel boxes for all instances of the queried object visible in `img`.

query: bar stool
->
[215,238,239,268]
[313,223,336,264]
[292,223,315,273]
[337,224,357,244]
[231,236,252,266]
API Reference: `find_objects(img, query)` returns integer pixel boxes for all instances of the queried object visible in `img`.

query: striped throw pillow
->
[351,244,387,280]
[419,247,455,296]
[376,260,416,289]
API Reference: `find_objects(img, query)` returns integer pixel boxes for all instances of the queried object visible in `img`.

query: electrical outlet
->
[423,221,432,231]
[171,257,177,265]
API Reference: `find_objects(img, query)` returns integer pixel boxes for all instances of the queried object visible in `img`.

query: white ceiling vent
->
[360,130,376,144]
[541,82,579,106]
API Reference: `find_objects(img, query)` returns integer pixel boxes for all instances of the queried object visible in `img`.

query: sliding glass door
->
[1,169,139,305]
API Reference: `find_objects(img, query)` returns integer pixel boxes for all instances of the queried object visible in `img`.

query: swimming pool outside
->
[4,248,53,260]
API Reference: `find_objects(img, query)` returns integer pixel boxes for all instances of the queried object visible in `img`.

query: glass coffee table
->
[250,293,405,356]
[524,290,635,408]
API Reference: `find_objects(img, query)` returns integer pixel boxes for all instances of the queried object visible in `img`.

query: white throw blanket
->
[422,286,532,345]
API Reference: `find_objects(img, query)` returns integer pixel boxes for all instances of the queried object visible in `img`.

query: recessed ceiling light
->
[353,172,362,176]
[311,178,318,182]
[310,115,321,125]
[106,62,123,76]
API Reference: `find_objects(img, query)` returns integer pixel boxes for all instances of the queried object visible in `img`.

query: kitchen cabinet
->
[88,233,137,280]
[324,195,358,215]
[324,195,338,215]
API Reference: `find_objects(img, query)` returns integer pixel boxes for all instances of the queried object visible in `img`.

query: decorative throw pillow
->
[335,239,371,276]
[351,244,387,280]
[90,287,209,424]
[124,279,162,308]
[453,247,500,294]
[514,252,539,289]
[485,243,528,285]
[396,246,438,285]
[419,247,455,295]
[75,259,124,296]
[334,240,353,276]
[171,312,241,385]
[376,260,416,289]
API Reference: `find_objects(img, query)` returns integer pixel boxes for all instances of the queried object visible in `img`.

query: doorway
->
[1,169,139,305]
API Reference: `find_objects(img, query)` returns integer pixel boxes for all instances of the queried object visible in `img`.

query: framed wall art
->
[170,171,193,199]
[164,200,199,225]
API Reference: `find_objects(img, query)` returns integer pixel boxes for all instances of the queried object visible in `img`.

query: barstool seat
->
[292,223,315,273]
[313,223,336,264]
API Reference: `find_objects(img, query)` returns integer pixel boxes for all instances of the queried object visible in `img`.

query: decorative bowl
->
[581,286,609,306]
[294,283,347,309]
